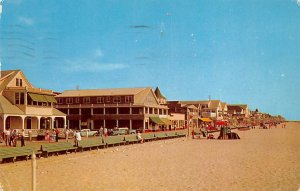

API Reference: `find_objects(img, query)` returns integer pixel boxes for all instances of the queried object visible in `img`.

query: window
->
[106,96,110,103]
[15,92,20,104]
[125,96,133,103]
[16,78,23,86]
[75,97,80,103]
[97,97,104,103]
[113,96,121,103]
[58,98,63,104]
[15,92,25,105]
[83,97,90,104]
[66,98,73,104]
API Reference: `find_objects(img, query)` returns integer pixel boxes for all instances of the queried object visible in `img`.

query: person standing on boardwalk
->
[20,129,25,147]
[4,128,11,146]
[104,127,108,137]
[74,130,81,147]
[55,128,60,142]
[65,129,70,142]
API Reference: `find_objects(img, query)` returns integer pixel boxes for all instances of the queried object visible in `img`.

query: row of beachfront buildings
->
[0,69,275,132]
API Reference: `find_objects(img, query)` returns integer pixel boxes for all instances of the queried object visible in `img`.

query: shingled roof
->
[154,87,166,99]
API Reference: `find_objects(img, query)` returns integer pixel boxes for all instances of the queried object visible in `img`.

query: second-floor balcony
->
[201,112,217,118]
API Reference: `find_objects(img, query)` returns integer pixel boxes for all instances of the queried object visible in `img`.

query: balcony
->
[201,112,217,118]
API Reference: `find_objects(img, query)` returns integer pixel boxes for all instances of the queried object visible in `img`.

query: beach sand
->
[0,122,299,191]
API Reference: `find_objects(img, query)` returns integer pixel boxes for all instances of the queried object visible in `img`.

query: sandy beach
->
[0,122,299,191]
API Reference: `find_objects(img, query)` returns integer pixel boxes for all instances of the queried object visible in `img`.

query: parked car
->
[112,127,136,136]
[80,129,98,137]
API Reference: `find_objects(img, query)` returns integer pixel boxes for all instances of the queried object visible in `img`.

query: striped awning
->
[28,93,57,103]
[44,95,57,103]
[28,93,47,102]
[150,117,165,125]
[150,117,170,125]
[159,118,171,125]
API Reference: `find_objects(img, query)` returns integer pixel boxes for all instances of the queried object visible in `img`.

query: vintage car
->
[80,129,99,137]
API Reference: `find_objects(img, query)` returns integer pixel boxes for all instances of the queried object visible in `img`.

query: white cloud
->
[63,60,127,73]
[18,16,34,26]
[62,48,127,73]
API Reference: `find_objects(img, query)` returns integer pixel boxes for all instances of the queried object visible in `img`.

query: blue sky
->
[0,0,300,120]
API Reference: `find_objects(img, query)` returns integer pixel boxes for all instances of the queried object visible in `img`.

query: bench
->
[176,130,186,137]
[0,147,41,163]
[104,136,126,147]
[77,138,106,152]
[124,134,140,144]
[154,132,168,140]
[40,142,77,158]
[165,131,178,139]
[141,133,156,142]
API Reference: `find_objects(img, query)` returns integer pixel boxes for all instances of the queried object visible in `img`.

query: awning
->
[44,95,57,103]
[199,118,212,122]
[28,93,47,103]
[150,117,165,125]
[160,118,171,125]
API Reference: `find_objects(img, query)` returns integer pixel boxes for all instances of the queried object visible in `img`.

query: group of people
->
[2,128,26,147]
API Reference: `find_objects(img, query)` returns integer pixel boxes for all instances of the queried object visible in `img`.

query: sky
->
[0,0,300,120]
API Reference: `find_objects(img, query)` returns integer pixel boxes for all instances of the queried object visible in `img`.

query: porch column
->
[2,114,7,131]
[51,117,55,129]
[116,120,119,128]
[129,120,132,130]
[36,116,41,129]
[21,116,25,129]
[90,120,94,129]
[63,116,67,129]
[143,119,145,131]
[103,120,106,128]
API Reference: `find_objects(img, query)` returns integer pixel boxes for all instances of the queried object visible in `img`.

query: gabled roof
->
[209,100,221,109]
[0,70,33,92]
[228,104,248,110]
[154,87,166,99]
[134,87,159,105]
[221,102,227,109]
[227,105,243,112]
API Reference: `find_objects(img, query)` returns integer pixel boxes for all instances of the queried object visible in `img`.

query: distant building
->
[55,87,169,131]
[227,104,250,118]
[0,70,66,131]
[165,101,199,128]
